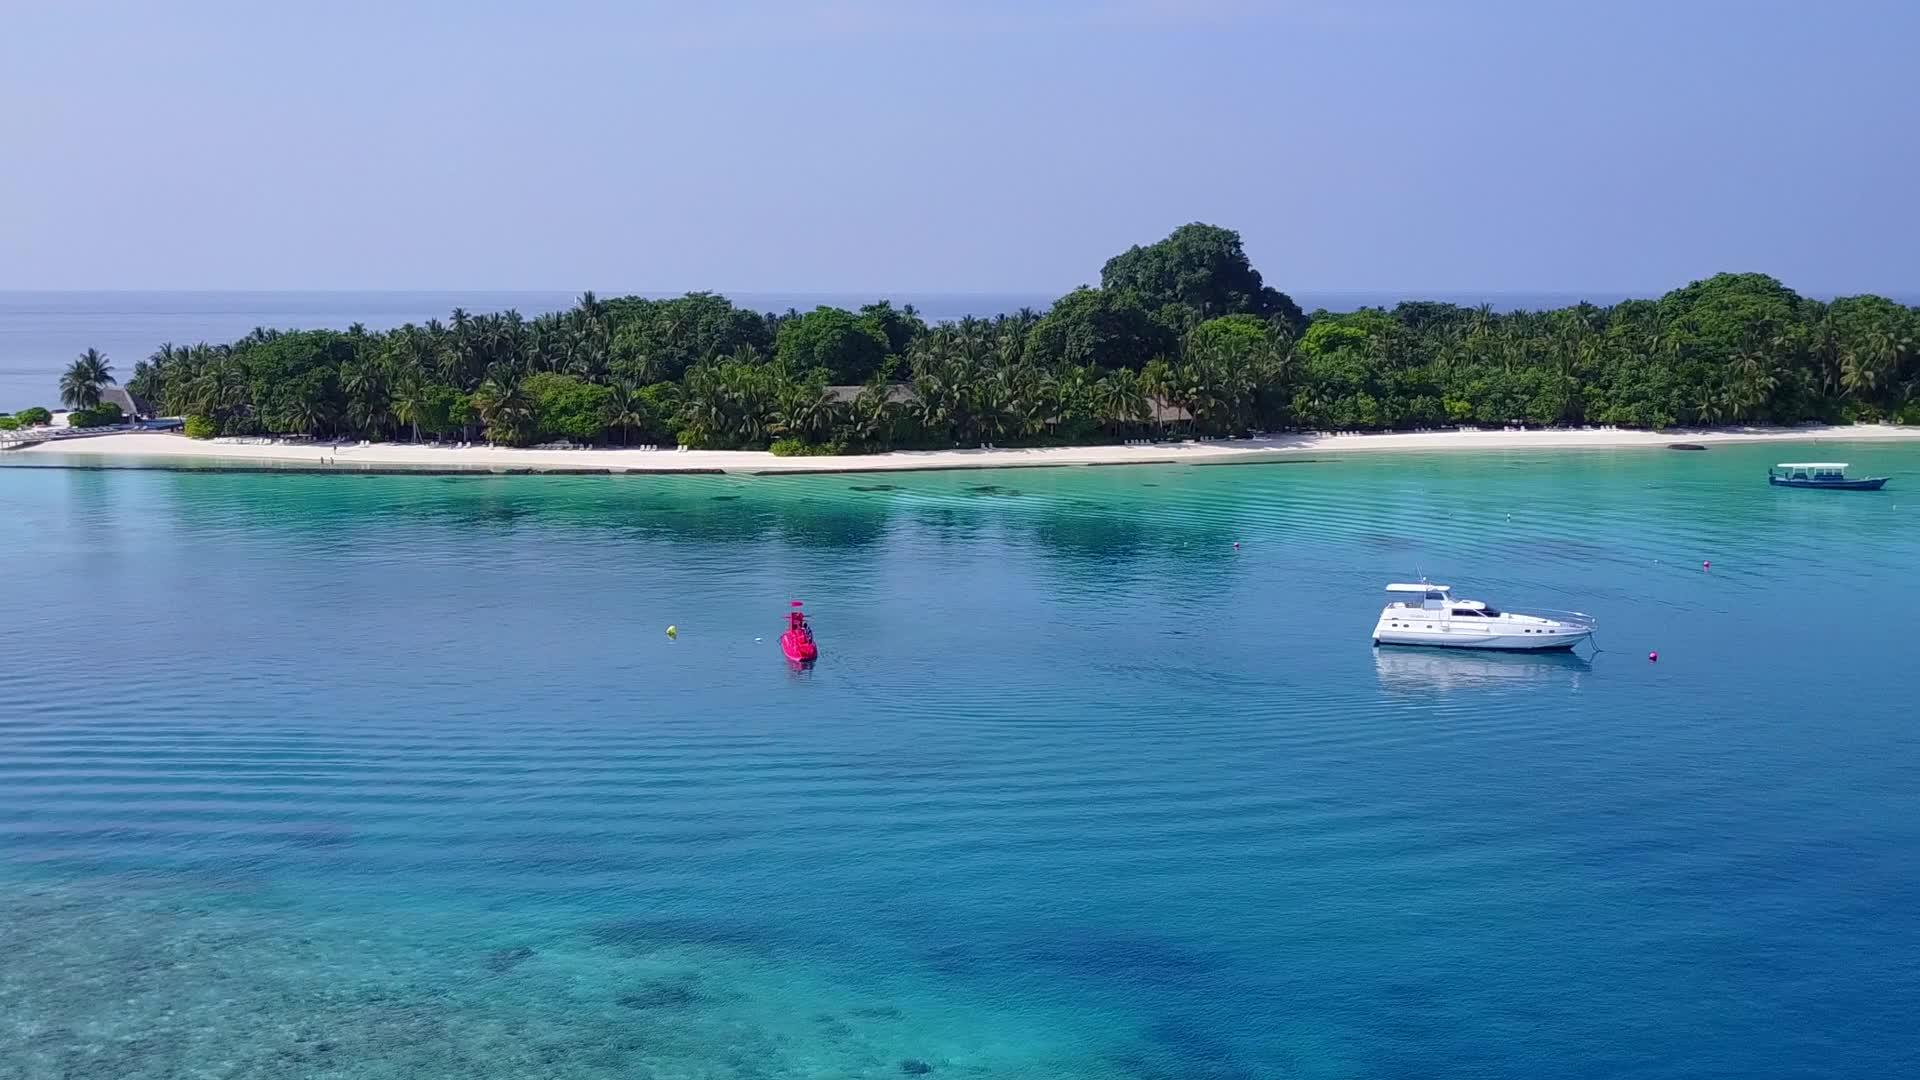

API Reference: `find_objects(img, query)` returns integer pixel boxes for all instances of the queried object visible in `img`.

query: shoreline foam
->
[5,425,1919,475]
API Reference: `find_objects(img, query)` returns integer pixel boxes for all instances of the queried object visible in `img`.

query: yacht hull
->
[1372,626,1591,651]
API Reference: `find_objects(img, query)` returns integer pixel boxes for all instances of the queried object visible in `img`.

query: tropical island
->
[7,224,1919,467]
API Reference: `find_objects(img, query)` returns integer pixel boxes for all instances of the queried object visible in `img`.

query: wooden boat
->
[1767,463,1888,491]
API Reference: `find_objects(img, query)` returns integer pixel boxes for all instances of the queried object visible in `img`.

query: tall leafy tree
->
[777,307,890,384]
[1100,223,1304,332]
[1024,288,1170,370]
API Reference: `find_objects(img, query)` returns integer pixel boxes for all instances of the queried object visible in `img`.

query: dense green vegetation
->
[65,402,125,429]
[1,406,53,431]
[102,223,1919,450]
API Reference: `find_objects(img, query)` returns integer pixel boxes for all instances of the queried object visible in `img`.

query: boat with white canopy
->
[1766,463,1888,490]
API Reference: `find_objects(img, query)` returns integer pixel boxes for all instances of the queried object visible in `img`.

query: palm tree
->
[1803,316,1842,399]
[1725,342,1778,422]
[1467,303,1496,341]
[1692,385,1728,426]
[126,360,157,403]
[576,290,606,328]
[995,324,1027,370]
[1140,357,1177,432]
[417,320,462,385]
[676,364,729,447]
[391,374,431,443]
[1841,345,1880,398]
[967,371,1016,443]
[339,359,391,439]
[186,358,248,421]
[721,364,776,445]
[280,394,327,436]
[1862,329,1908,402]
[474,372,535,446]
[908,362,962,445]
[851,376,899,446]
[132,343,184,405]
[59,348,115,409]
[774,385,835,443]
[1003,364,1052,439]
[603,381,650,445]
[1095,368,1149,436]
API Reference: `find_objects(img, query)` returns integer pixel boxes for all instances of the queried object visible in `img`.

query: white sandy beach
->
[7,425,1919,473]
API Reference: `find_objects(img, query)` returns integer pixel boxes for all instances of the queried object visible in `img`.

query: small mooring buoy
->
[666,625,678,639]
[1702,560,1711,571]
[1647,650,1658,662]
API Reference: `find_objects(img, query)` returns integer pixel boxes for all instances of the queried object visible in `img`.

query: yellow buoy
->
[666,625,678,639]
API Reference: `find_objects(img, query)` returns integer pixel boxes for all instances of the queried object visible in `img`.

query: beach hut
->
[97,387,156,421]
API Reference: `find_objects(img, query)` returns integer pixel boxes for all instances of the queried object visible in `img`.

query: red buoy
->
[781,600,818,664]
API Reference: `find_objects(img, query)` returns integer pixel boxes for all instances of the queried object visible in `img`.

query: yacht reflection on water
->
[1373,646,1591,695]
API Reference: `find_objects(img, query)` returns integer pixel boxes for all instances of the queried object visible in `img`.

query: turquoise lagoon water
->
[1,444,1917,1078]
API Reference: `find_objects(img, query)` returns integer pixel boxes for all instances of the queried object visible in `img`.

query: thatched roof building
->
[98,387,155,419]
[825,383,1191,423]
[824,384,916,405]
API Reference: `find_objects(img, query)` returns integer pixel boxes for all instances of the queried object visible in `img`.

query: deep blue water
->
[2,445,1918,1078]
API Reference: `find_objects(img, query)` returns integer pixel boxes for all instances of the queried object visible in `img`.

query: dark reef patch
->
[812,1014,854,1038]
[588,915,782,956]
[616,974,703,1011]
[483,945,535,974]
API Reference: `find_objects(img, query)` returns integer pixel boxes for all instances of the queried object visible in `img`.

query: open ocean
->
[20,289,1912,413]
[2,444,1917,1077]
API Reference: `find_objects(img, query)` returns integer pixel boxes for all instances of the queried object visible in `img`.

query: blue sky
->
[2,0,1915,294]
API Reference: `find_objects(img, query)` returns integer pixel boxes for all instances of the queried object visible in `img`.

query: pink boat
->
[781,601,818,664]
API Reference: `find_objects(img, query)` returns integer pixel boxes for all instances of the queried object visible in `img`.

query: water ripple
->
[4,444,1919,1078]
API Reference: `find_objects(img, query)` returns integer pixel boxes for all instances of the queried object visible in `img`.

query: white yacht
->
[1372,582,1593,651]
